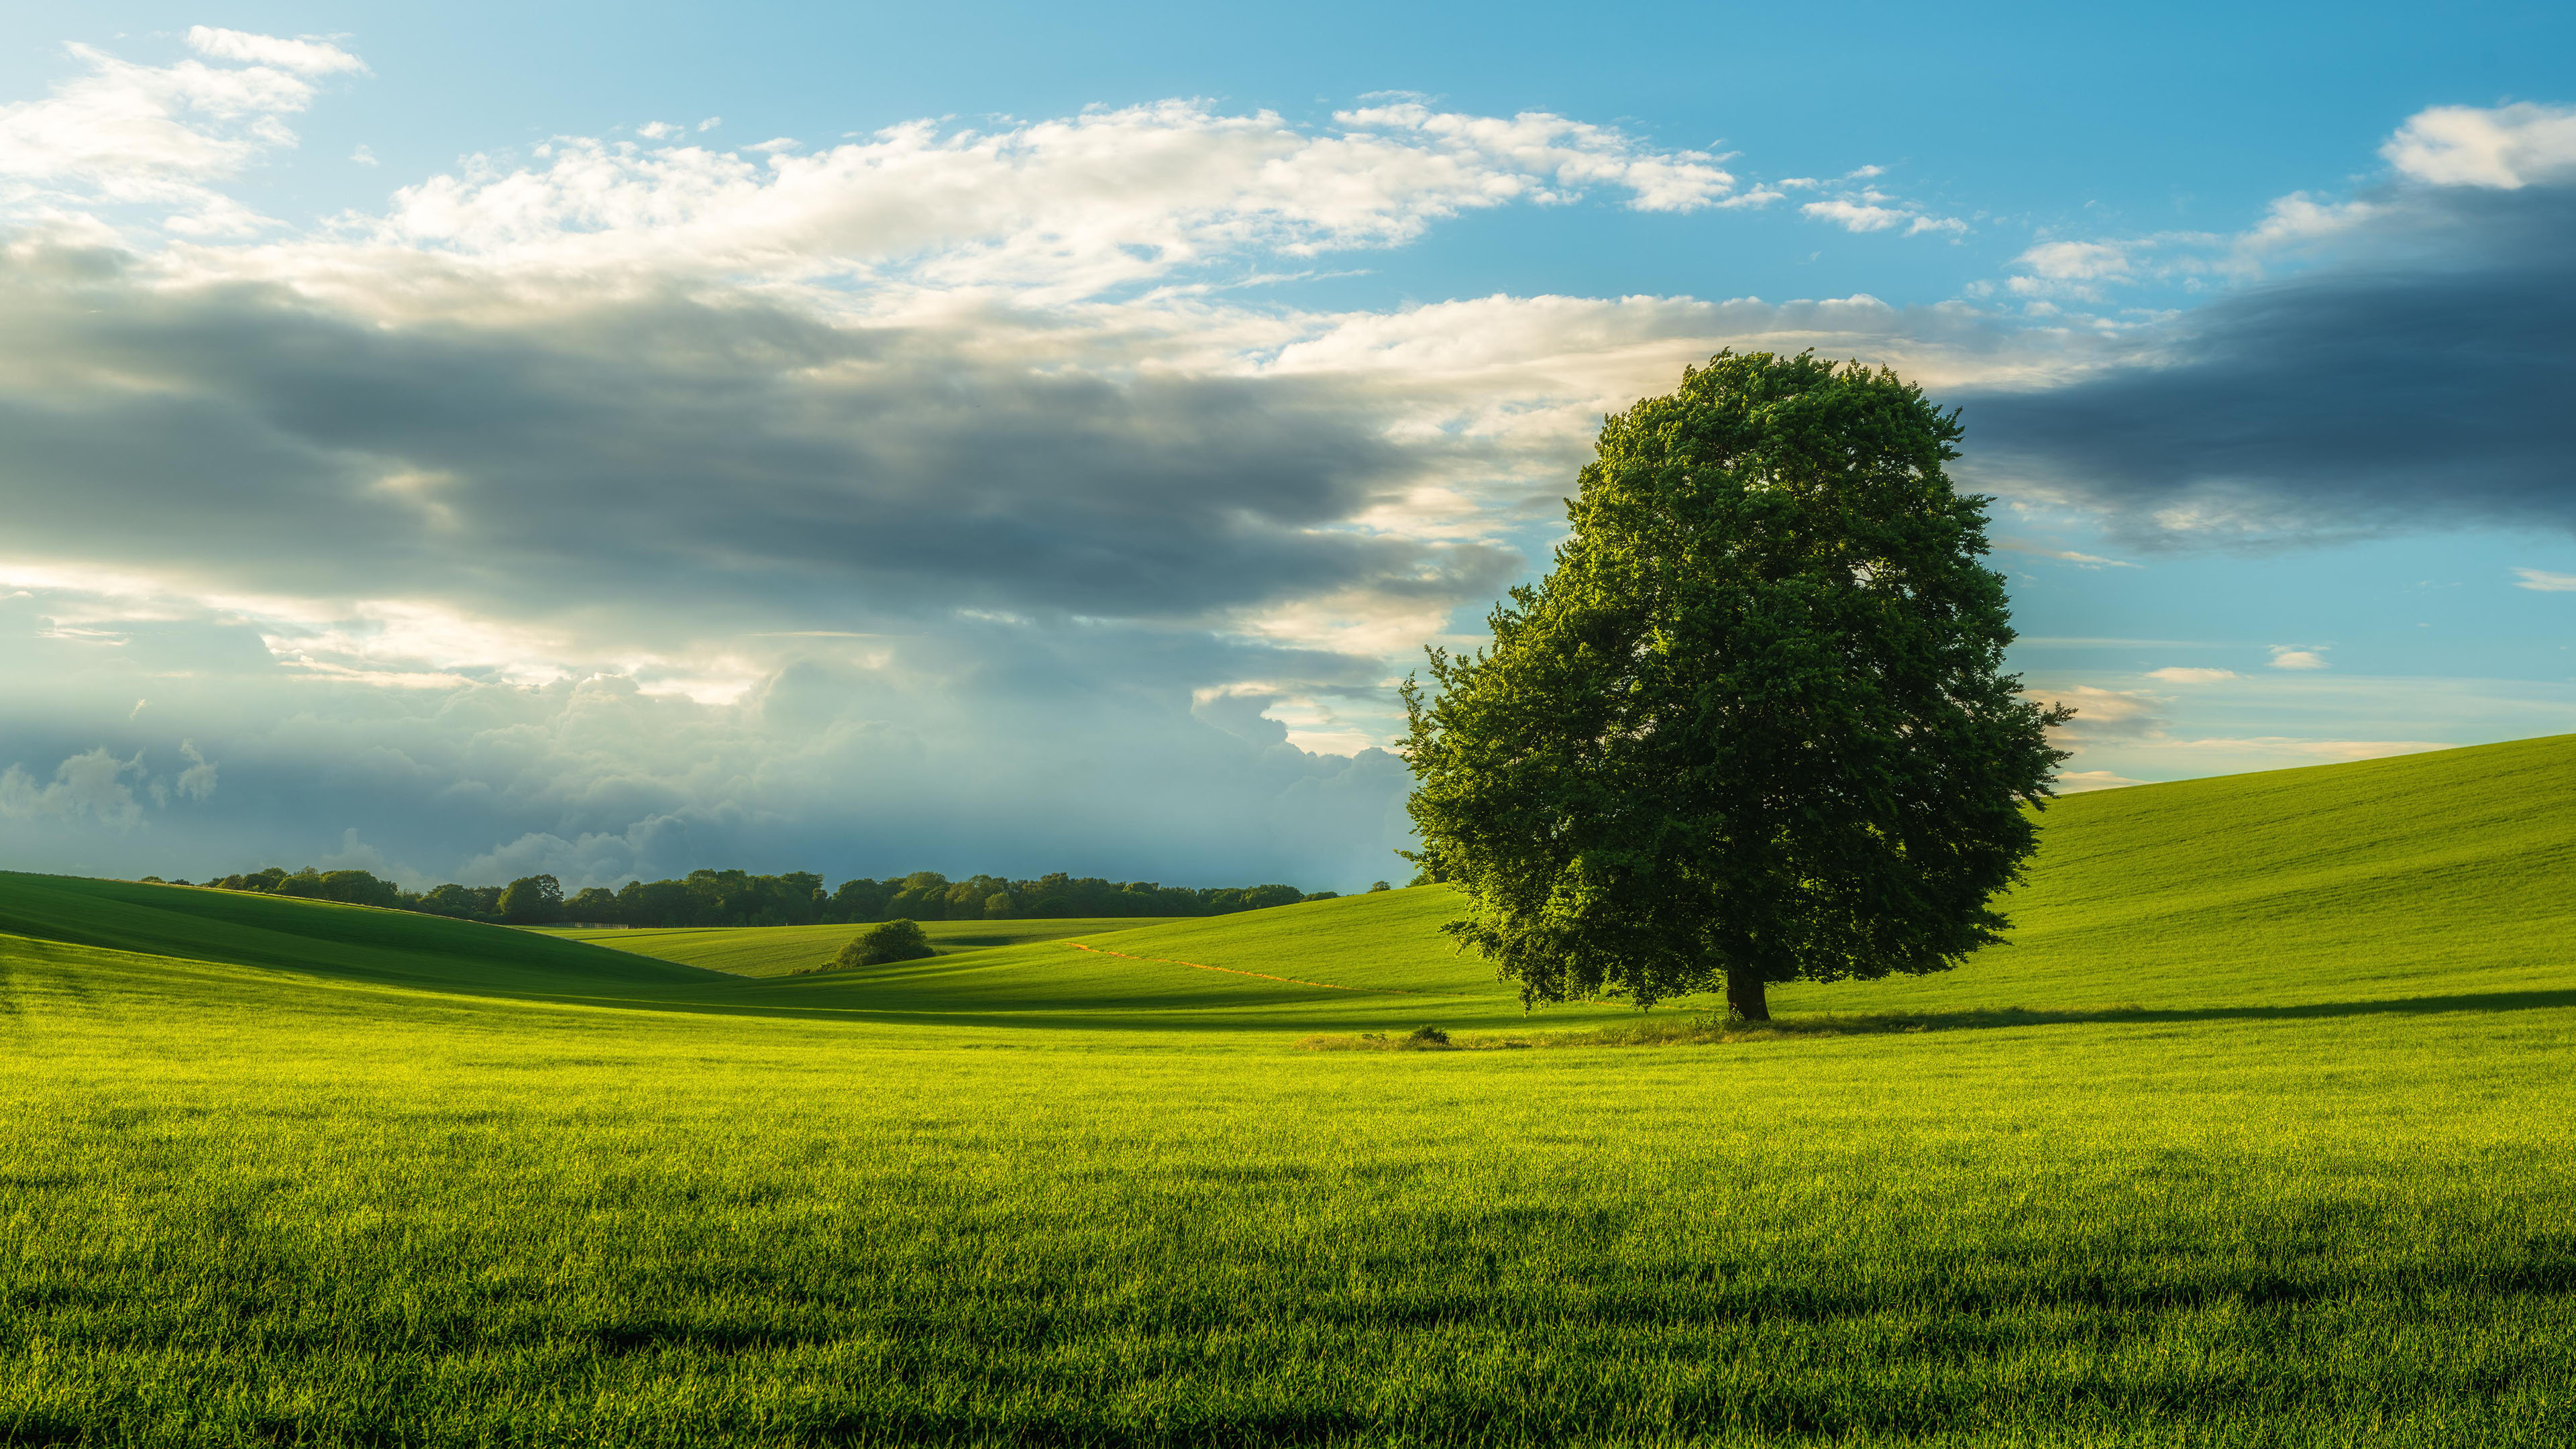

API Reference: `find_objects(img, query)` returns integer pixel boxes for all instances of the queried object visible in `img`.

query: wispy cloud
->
[1996,538,2141,568]
[2056,769,2146,792]
[2168,738,2451,762]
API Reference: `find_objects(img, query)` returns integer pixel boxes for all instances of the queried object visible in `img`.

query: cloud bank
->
[1,30,2569,884]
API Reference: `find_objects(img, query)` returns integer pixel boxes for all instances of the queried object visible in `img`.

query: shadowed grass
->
[543,917,1185,977]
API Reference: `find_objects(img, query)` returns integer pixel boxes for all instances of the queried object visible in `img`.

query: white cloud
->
[1801,196,1966,237]
[0,31,360,237]
[175,739,217,800]
[2029,685,2165,740]
[0,747,145,828]
[352,100,1760,299]
[2268,647,2329,670]
[185,28,367,76]
[2512,568,2576,592]
[2382,102,2576,189]
[2019,240,2133,282]
[2056,769,2145,792]
[2145,667,2237,682]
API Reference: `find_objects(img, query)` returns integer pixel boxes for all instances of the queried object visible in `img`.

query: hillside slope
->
[13,731,2575,1025]
[550,918,1183,977]
[1787,731,2576,1013]
[0,873,721,996]
[1067,888,1497,996]
[784,731,2576,1018]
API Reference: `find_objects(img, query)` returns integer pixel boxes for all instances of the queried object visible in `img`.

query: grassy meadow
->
[7,736,2576,1444]
[540,917,1187,979]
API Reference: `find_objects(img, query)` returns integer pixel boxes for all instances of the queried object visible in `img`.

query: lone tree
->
[1401,352,2070,1020]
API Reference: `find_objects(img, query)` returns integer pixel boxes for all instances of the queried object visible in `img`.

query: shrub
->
[1368,881,1391,892]
[838,919,935,969]
[1403,1024,1451,1049]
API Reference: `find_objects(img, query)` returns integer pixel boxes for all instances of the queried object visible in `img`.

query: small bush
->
[1403,1024,1450,1048]
[837,919,935,969]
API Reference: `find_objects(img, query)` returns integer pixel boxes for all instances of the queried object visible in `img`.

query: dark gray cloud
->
[0,249,1516,646]
[1958,186,2576,545]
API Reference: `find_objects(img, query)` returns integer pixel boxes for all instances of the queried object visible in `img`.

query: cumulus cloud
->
[2267,648,2329,670]
[0,747,145,828]
[174,739,217,800]
[2145,667,2237,682]
[2381,102,2576,189]
[2512,568,2576,592]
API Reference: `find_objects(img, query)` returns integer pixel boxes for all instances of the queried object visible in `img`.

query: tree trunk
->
[1727,969,1770,1022]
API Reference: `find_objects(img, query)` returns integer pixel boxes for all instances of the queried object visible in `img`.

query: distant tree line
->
[156,865,1340,927]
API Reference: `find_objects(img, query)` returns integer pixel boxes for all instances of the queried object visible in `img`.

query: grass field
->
[540,918,1188,978]
[6,736,2576,1444]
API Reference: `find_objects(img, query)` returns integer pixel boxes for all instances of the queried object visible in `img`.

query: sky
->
[1,1,2573,892]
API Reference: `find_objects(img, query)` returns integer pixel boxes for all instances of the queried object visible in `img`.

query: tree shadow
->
[1805,988,2576,1032]
[1311,987,2576,1052]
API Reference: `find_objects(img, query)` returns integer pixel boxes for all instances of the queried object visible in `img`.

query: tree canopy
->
[838,919,936,969]
[1401,351,2070,1019]
[497,874,563,923]
[197,864,1330,928]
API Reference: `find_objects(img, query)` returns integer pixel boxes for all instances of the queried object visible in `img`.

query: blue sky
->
[1,2,2572,888]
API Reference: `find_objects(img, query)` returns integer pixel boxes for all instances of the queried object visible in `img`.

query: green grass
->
[539,917,1186,977]
[6,735,2576,1444]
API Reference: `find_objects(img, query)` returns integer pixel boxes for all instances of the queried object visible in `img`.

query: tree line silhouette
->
[152,866,1339,926]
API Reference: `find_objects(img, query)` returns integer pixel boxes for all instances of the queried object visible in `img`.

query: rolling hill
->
[571,731,2576,1020]
[15,729,2573,1028]
[545,916,1185,977]
[0,871,722,996]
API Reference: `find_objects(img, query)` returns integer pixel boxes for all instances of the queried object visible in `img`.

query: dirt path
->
[1067,942,1474,998]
